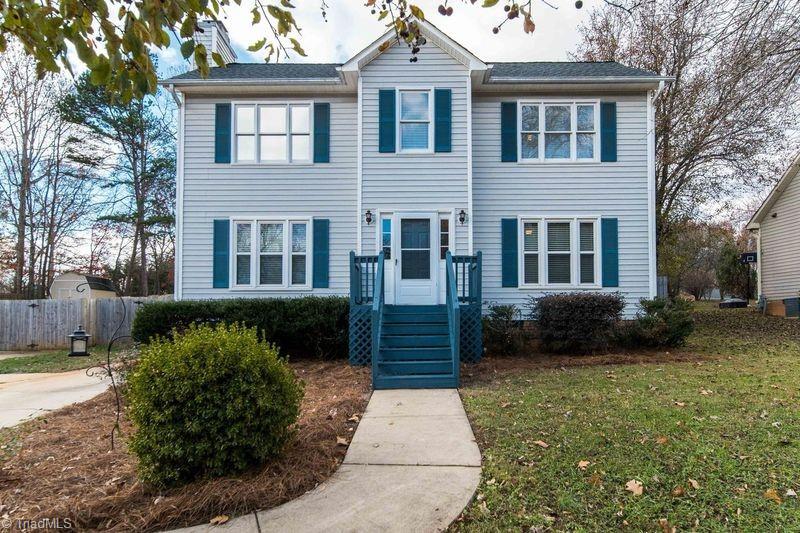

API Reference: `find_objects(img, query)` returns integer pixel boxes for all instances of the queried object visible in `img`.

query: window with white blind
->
[519,217,600,287]
[234,103,312,163]
[231,218,311,288]
[398,89,432,152]
[518,101,599,162]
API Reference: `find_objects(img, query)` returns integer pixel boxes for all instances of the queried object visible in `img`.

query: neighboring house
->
[50,272,118,300]
[747,152,800,317]
[161,20,669,388]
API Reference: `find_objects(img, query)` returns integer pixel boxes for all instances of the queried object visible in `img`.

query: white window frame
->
[517,215,601,289]
[230,217,313,290]
[232,101,313,164]
[397,88,434,154]
[517,100,600,163]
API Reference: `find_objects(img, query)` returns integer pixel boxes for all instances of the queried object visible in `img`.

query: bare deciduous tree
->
[576,0,800,243]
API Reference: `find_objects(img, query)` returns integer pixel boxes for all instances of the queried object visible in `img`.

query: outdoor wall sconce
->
[68,326,91,357]
[365,209,374,225]
[458,209,467,225]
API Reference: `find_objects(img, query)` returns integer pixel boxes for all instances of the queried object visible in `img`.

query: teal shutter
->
[378,89,396,153]
[501,102,517,162]
[600,102,617,162]
[213,219,229,288]
[434,88,452,153]
[313,219,330,288]
[313,103,330,163]
[214,103,231,164]
[501,218,518,287]
[601,218,619,287]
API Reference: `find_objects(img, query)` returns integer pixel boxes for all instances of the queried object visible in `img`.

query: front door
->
[396,214,438,305]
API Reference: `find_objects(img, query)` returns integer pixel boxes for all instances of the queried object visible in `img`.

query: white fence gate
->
[0,295,172,351]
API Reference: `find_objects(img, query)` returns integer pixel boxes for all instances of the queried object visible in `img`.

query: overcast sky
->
[157,0,602,74]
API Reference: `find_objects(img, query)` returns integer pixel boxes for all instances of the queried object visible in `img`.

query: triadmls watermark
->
[2,517,74,530]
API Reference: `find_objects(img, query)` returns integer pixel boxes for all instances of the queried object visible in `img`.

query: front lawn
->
[457,306,800,531]
[0,347,128,374]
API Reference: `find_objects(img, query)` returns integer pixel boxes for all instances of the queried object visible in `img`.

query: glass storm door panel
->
[395,215,438,305]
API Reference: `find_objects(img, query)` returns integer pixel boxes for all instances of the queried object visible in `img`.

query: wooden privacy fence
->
[0,295,171,351]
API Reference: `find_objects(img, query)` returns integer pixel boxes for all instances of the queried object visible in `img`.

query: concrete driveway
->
[0,370,109,428]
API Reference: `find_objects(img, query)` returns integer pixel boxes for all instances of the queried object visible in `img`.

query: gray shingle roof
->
[167,63,341,81]
[488,61,660,80]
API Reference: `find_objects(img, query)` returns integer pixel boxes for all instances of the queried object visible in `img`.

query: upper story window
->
[234,103,311,163]
[232,218,311,289]
[399,90,432,152]
[518,101,599,163]
[519,217,599,287]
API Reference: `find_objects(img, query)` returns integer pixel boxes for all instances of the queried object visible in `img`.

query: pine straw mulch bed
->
[0,360,371,532]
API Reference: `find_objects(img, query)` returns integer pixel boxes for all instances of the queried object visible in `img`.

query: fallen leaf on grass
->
[764,488,782,504]
[500,402,511,408]
[336,436,349,446]
[659,518,676,533]
[533,440,549,448]
[210,515,229,526]
[589,472,603,487]
[674,401,686,407]
[671,485,685,497]
[688,478,700,490]
[625,479,644,496]
[786,489,797,498]
[577,460,590,470]
[700,389,713,395]
[655,436,669,445]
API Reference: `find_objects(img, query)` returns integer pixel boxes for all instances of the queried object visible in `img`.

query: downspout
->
[169,84,185,301]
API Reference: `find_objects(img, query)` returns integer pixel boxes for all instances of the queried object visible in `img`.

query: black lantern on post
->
[68,325,91,357]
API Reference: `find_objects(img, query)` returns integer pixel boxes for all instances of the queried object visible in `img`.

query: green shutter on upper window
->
[434,88,452,153]
[600,102,617,162]
[501,102,518,162]
[214,103,232,164]
[313,103,330,163]
[501,218,518,287]
[378,89,396,153]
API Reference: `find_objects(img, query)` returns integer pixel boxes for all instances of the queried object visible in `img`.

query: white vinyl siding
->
[473,94,652,315]
[759,172,800,300]
[179,96,356,299]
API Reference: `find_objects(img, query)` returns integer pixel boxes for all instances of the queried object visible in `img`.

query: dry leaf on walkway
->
[336,436,349,446]
[577,460,590,470]
[688,478,700,490]
[209,515,229,526]
[533,440,549,448]
[625,479,644,496]
[764,488,782,504]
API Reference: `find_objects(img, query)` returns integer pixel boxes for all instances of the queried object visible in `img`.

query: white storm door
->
[395,213,438,305]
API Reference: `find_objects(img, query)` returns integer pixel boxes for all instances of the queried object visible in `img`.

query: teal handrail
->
[445,251,461,383]
[371,251,385,383]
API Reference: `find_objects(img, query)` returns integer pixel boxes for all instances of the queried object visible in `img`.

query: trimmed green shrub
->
[620,297,695,348]
[529,292,625,353]
[483,304,528,356]
[126,323,303,487]
[131,297,349,359]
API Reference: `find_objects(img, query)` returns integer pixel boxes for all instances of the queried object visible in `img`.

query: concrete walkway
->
[175,389,481,533]
[0,370,109,428]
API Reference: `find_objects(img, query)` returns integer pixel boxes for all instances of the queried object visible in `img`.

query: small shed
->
[50,272,118,300]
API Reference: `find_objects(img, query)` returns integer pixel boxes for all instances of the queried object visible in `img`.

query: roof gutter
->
[157,77,344,87]
[485,75,675,84]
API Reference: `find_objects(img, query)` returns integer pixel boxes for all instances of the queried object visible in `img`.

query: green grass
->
[457,306,800,531]
[0,346,130,374]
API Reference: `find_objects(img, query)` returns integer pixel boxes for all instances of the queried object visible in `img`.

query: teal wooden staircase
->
[374,305,457,389]
[349,251,482,389]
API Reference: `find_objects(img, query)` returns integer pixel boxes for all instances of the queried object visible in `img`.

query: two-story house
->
[162,19,669,388]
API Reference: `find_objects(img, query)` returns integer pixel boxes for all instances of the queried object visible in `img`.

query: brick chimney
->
[192,20,237,67]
